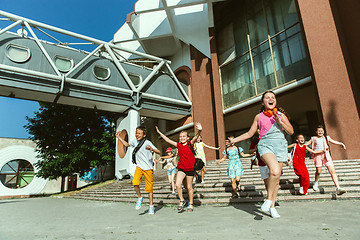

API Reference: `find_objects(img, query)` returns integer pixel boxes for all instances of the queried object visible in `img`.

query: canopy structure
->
[0,10,191,120]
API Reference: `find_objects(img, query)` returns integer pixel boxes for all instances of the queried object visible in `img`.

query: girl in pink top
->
[305,125,346,195]
[228,91,294,218]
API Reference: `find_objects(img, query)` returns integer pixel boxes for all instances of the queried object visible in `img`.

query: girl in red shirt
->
[288,134,325,195]
[156,122,202,213]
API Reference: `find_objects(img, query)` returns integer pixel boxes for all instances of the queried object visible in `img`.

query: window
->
[6,44,31,63]
[93,65,110,81]
[0,159,35,189]
[215,0,310,108]
[54,55,73,72]
[128,73,142,87]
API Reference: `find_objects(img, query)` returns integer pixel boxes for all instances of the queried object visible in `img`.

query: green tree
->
[25,103,116,181]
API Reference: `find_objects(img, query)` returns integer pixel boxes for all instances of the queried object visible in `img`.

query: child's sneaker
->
[274,201,280,208]
[261,199,272,212]
[135,197,143,210]
[270,208,280,218]
[148,205,155,215]
[336,187,346,195]
[299,187,304,195]
[312,181,319,191]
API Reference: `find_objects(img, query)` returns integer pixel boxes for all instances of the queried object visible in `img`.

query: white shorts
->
[259,165,269,180]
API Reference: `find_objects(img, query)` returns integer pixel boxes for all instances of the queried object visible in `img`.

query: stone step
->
[85,174,359,193]
[64,159,360,205]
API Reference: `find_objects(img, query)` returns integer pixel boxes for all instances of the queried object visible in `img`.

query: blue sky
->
[0,0,137,138]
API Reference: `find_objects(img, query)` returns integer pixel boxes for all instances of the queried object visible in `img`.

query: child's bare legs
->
[231,176,241,195]
[134,185,141,198]
[230,178,238,193]
[261,153,281,208]
[201,167,207,182]
[168,174,175,193]
[326,165,340,188]
[315,167,322,182]
[148,192,153,206]
[185,175,194,206]
[176,171,186,203]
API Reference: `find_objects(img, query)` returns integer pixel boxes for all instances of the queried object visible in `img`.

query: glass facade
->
[215,0,310,109]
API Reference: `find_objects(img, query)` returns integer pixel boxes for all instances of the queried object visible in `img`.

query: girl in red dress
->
[288,134,325,195]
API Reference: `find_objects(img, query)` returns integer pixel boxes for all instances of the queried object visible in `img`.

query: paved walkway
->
[1,197,359,240]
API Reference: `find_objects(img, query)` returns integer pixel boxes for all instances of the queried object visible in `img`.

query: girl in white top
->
[305,125,346,195]
[156,147,177,195]
[194,135,220,183]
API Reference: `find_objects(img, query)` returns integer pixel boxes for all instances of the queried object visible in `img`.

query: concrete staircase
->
[64,158,360,205]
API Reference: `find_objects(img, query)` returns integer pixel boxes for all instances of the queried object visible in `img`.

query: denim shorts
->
[167,167,176,176]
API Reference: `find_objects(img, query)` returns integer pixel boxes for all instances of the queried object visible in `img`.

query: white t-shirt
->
[166,157,175,169]
[313,136,331,151]
[129,139,158,171]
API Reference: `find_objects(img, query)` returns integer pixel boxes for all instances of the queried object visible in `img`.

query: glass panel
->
[6,44,31,63]
[233,12,248,55]
[128,73,142,86]
[54,55,73,72]
[271,25,310,85]
[221,53,255,108]
[246,0,267,47]
[217,23,236,66]
[0,159,35,189]
[93,65,110,80]
[266,0,298,36]
[251,42,276,94]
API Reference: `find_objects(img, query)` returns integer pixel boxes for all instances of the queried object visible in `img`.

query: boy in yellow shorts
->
[116,126,160,214]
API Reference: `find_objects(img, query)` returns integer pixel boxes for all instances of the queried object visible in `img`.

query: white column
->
[115,110,140,179]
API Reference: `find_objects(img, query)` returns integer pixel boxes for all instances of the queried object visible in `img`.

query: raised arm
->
[240,152,253,158]
[216,154,227,165]
[328,136,346,150]
[115,131,130,147]
[190,122,202,145]
[288,143,296,149]
[306,146,326,154]
[156,126,177,147]
[229,114,259,144]
[203,142,220,150]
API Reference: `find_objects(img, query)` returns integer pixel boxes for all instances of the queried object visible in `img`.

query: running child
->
[156,122,202,213]
[115,126,160,215]
[194,135,220,183]
[156,147,177,195]
[216,136,252,199]
[288,134,326,195]
[228,91,294,218]
[305,125,346,195]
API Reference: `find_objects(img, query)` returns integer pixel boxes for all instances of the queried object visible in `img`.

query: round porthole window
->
[6,44,31,63]
[93,65,110,81]
[54,55,73,72]
[0,159,35,189]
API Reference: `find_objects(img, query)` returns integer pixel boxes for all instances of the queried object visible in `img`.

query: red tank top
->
[177,142,195,171]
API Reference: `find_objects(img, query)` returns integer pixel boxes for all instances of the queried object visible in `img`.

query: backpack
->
[188,142,204,171]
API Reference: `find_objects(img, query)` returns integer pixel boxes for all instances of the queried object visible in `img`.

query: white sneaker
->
[299,187,304,195]
[337,187,346,195]
[313,181,319,191]
[261,199,272,212]
[270,208,280,218]
[201,180,205,184]
[135,197,143,210]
